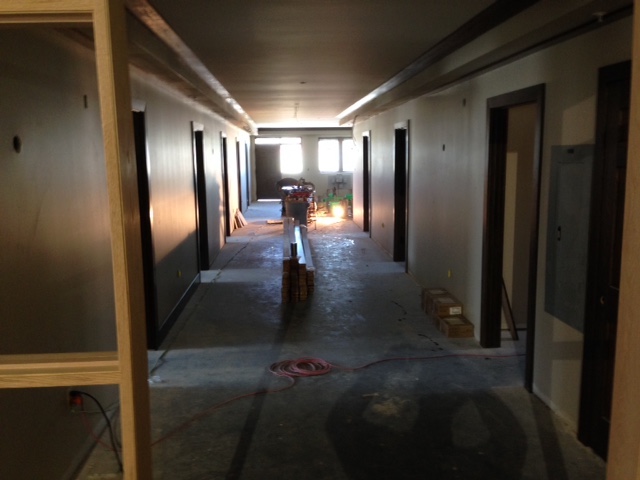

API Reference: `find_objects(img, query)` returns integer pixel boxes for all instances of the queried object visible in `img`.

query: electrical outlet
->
[68,390,83,413]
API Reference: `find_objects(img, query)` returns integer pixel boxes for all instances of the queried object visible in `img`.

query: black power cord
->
[70,390,123,472]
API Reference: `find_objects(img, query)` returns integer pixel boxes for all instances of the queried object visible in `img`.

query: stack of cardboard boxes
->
[421,288,474,338]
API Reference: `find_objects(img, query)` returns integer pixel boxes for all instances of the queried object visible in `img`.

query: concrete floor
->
[77,201,605,479]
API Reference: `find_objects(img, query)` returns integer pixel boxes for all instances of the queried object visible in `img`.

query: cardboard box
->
[421,287,451,313]
[438,315,474,338]
[431,295,463,317]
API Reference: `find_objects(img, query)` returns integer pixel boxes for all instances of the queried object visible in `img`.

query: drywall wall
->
[0,27,248,479]
[352,17,632,427]
[128,63,249,341]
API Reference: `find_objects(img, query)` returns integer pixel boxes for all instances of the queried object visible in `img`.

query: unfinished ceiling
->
[125,0,632,131]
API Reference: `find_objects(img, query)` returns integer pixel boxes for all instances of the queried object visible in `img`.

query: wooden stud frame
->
[607,2,640,478]
[0,1,152,478]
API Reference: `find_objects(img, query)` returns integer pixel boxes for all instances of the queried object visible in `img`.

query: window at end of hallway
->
[255,137,303,174]
[318,138,356,173]
[280,143,303,174]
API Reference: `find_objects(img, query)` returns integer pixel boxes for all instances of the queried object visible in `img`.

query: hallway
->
[78,202,604,479]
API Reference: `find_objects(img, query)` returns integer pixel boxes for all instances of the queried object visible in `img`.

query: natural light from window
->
[255,137,303,174]
[318,138,355,173]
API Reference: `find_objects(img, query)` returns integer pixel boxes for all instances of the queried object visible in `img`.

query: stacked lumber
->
[234,209,248,229]
[282,217,315,303]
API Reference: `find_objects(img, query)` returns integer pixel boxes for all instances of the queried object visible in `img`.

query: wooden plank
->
[607,2,640,478]
[0,0,94,14]
[93,0,153,476]
[501,278,519,340]
[0,352,120,388]
[0,13,92,24]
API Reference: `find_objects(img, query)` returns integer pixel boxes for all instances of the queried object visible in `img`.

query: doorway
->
[362,131,371,234]
[393,122,409,266]
[481,85,545,390]
[236,139,244,213]
[192,123,209,270]
[255,144,281,200]
[132,110,159,349]
[578,61,631,459]
[221,133,231,237]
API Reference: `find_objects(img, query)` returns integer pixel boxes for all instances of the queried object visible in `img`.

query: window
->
[255,137,302,174]
[318,138,356,173]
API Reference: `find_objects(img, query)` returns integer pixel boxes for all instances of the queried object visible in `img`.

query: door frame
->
[220,132,231,237]
[132,109,159,349]
[578,60,631,459]
[481,84,545,390]
[393,121,410,268]
[362,131,371,234]
[192,122,209,270]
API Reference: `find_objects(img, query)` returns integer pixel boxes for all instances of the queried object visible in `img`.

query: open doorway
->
[393,122,409,267]
[481,85,545,390]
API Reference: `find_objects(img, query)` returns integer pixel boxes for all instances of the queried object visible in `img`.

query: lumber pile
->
[234,209,248,229]
[282,217,315,303]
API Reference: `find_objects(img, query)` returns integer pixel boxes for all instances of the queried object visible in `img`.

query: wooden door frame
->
[578,60,631,458]
[393,121,410,267]
[481,84,545,391]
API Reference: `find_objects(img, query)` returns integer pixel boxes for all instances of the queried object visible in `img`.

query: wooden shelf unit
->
[0,1,153,478]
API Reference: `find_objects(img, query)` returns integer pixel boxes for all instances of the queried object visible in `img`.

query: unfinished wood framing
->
[607,2,640,478]
[0,1,152,478]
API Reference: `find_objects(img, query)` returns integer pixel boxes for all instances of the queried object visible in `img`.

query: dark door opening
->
[132,110,159,349]
[481,85,545,390]
[192,123,209,270]
[255,144,281,200]
[362,132,371,234]
[245,143,251,207]
[221,133,231,237]
[393,123,409,266]
[236,139,244,213]
[579,61,630,459]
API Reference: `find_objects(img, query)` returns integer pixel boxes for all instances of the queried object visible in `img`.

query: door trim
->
[221,132,231,237]
[481,84,545,391]
[393,121,409,268]
[192,122,209,270]
[578,60,631,459]
[362,131,371,234]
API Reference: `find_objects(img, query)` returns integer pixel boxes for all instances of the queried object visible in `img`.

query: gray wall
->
[0,28,248,479]
[352,17,632,428]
